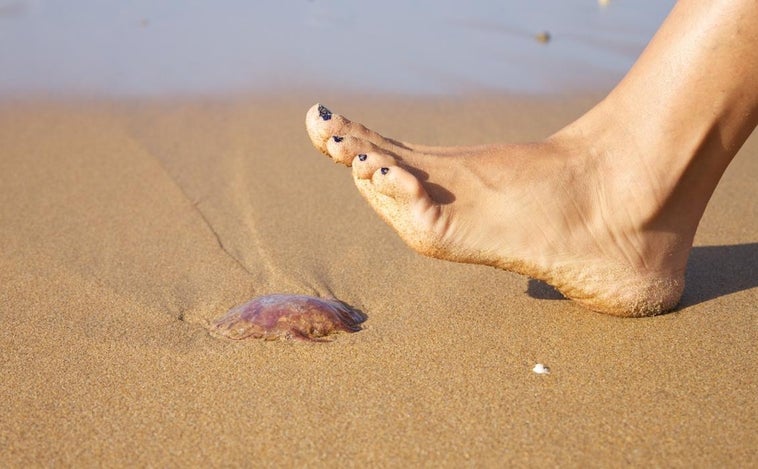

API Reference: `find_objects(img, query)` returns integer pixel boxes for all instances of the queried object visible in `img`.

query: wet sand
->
[0,93,756,466]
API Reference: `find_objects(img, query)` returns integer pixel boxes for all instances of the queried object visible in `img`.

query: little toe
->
[354,165,441,252]
[351,151,398,179]
[326,135,376,166]
[370,165,428,203]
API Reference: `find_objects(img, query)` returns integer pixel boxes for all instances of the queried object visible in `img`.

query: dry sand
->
[1,93,756,467]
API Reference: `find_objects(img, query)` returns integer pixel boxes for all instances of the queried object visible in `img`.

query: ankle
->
[550,112,696,272]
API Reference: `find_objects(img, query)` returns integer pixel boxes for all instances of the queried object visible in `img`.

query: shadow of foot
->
[526,278,566,300]
[679,242,758,308]
[526,243,758,308]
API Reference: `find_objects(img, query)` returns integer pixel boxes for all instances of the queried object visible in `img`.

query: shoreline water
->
[0,0,674,97]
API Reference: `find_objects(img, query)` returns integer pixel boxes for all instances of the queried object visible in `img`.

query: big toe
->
[306,103,404,164]
[306,103,352,157]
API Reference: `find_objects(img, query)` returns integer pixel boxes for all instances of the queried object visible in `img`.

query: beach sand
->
[1,93,755,467]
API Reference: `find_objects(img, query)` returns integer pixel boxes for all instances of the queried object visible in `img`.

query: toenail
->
[318,104,332,121]
[358,154,367,161]
[333,136,344,143]
[380,167,389,175]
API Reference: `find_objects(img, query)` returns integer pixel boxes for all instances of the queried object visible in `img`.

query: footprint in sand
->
[211,294,366,342]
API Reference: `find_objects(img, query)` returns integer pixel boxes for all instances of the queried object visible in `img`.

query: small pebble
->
[532,363,550,374]
[535,31,551,44]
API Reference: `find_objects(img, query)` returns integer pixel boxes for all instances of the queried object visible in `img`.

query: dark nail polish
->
[332,136,344,143]
[380,167,389,175]
[318,104,332,121]
[358,154,367,162]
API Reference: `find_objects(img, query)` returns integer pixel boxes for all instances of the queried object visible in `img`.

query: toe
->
[351,151,398,179]
[305,103,352,155]
[306,103,408,158]
[369,165,428,203]
[326,135,376,166]
[354,165,442,254]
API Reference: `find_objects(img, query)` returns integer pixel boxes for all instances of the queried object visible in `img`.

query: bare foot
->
[306,103,691,317]
[303,1,758,317]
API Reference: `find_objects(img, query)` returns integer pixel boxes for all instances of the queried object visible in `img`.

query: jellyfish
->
[211,294,366,342]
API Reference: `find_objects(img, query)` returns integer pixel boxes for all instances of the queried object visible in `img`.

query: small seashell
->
[532,363,550,374]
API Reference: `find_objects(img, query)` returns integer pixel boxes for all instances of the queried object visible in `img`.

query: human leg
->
[305,0,758,316]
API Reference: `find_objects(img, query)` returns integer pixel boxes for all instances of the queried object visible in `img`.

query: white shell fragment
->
[532,363,551,375]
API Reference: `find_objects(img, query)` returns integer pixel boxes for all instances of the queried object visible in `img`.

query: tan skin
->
[305,0,758,317]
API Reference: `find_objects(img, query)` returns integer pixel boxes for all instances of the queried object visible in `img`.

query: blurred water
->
[0,0,674,96]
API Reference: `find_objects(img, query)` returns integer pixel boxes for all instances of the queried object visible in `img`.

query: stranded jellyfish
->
[211,294,366,342]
